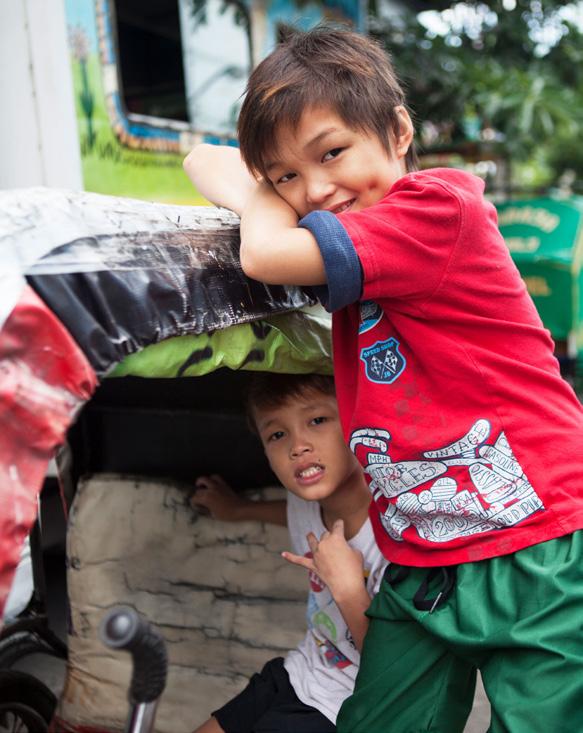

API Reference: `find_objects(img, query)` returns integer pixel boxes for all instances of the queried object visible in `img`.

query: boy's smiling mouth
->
[328,199,355,215]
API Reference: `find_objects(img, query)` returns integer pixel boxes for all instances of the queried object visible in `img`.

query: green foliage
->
[371,1,583,190]
[187,0,251,35]
[79,59,95,151]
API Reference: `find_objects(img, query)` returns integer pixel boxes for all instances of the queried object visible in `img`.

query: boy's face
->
[264,104,413,218]
[254,389,362,504]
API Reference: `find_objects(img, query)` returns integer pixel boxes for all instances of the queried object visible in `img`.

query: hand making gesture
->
[282,519,369,642]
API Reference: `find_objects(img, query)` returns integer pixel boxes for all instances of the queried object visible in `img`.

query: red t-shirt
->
[300,168,583,566]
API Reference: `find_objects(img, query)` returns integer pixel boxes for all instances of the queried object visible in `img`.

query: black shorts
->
[213,657,336,733]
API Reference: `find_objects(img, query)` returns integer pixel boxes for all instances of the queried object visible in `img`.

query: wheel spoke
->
[0,704,47,733]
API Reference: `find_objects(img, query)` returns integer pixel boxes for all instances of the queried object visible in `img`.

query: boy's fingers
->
[331,519,345,536]
[190,491,212,516]
[307,532,319,554]
[281,551,315,572]
[191,494,209,509]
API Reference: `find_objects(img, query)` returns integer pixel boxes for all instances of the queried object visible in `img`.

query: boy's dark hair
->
[245,372,335,433]
[237,25,417,181]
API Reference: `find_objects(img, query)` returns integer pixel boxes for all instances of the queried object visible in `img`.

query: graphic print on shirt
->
[360,338,406,384]
[359,301,383,334]
[359,302,406,383]
[306,583,352,669]
[305,552,326,592]
[350,420,544,543]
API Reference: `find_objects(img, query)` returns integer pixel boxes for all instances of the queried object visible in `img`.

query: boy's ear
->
[393,106,414,159]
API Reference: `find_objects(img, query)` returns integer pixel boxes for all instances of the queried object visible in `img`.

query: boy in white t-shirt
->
[190,373,387,733]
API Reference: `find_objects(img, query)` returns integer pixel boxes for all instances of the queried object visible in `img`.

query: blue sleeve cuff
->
[299,210,362,311]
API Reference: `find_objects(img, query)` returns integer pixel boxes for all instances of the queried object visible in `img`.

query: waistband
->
[383,564,457,613]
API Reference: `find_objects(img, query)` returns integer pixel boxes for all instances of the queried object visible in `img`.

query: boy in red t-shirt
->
[184,26,583,733]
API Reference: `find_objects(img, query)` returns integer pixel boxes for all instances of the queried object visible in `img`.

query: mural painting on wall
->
[65,0,362,204]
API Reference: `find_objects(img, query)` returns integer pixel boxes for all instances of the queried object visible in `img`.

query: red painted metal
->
[0,286,97,619]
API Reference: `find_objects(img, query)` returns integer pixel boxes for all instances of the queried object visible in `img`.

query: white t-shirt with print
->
[284,492,388,723]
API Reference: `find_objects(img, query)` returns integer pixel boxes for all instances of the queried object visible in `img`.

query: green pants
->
[337,531,583,733]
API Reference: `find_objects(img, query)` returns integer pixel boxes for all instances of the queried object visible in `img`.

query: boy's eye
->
[276,172,296,185]
[311,416,327,426]
[322,148,343,162]
[268,430,285,442]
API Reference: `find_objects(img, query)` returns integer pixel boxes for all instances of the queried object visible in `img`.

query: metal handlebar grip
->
[100,606,167,704]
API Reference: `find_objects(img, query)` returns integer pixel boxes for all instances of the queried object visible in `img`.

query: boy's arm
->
[239,182,327,286]
[184,149,327,286]
[191,474,287,526]
[183,145,259,216]
[282,519,370,651]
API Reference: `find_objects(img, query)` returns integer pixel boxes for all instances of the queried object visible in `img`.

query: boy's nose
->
[290,441,312,459]
[305,179,335,207]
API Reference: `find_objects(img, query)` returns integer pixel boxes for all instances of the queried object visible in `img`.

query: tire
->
[0,670,56,732]
[0,630,66,668]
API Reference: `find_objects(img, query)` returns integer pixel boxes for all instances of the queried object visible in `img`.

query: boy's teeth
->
[334,201,352,214]
[300,466,321,478]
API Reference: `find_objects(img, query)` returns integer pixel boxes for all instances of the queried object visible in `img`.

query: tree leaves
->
[371,1,583,188]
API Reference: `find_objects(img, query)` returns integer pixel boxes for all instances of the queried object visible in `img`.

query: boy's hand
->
[283,519,372,652]
[191,475,250,521]
[239,182,326,286]
[191,476,288,526]
[282,519,365,601]
[183,145,259,215]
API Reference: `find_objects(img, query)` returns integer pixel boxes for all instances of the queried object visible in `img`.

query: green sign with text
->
[496,196,583,351]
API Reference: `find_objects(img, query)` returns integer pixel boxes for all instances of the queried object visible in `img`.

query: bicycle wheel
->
[0,670,56,733]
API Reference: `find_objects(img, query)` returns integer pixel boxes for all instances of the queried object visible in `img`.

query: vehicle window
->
[114,0,252,135]
[115,0,189,122]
